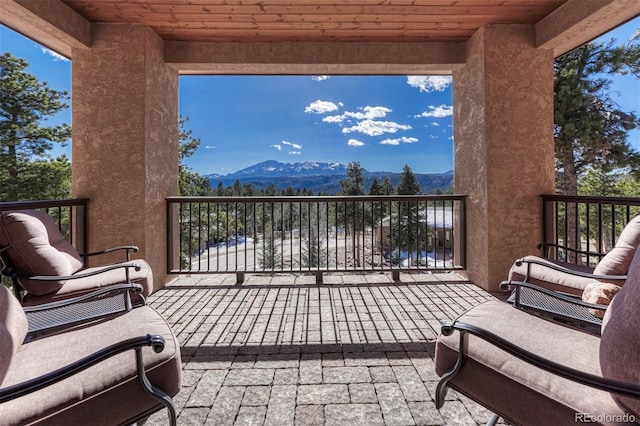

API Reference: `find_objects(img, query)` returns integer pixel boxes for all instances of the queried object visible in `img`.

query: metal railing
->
[167,195,466,281]
[542,194,640,266]
[0,199,89,255]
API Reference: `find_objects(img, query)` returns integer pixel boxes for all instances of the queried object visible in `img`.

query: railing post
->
[542,196,557,258]
[74,201,88,262]
[453,198,466,269]
[166,200,175,274]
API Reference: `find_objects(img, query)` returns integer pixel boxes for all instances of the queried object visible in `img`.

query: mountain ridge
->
[206,160,453,194]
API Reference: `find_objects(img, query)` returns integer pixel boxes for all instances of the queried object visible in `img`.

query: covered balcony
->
[2,0,638,292]
[1,1,639,424]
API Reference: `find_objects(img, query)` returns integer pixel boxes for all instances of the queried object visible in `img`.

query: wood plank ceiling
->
[61,0,568,43]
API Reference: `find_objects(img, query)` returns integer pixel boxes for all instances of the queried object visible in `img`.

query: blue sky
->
[1,17,638,176]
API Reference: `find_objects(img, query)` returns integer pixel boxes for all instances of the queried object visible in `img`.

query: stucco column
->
[453,25,555,291]
[72,24,178,291]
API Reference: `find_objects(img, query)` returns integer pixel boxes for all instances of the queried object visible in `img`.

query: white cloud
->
[205,145,216,149]
[270,144,282,151]
[380,136,418,145]
[289,151,301,155]
[342,120,412,136]
[407,76,452,92]
[312,75,329,81]
[305,100,339,114]
[347,139,365,147]
[321,106,391,124]
[282,140,302,150]
[431,122,440,126]
[40,47,69,62]
[322,115,345,123]
[416,104,453,118]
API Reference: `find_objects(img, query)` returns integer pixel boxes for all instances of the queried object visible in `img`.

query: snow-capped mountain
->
[225,160,351,178]
[205,160,453,194]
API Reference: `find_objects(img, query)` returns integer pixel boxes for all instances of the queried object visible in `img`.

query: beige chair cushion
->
[0,211,84,296]
[436,301,624,425]
[0,305,181,425]
[0,286,28,385]
[508,256,596,295]
[600,248,640,418]
[593,214,640,277]
[21,260,154,306]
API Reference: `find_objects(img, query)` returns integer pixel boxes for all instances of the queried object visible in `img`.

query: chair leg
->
[435,331,467,409]
[135,348,178,426]
[486,413,500,426]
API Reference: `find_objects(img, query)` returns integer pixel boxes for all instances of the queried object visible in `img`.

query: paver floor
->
[146,272,504,425]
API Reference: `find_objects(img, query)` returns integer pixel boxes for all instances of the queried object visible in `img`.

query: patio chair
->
[0,209,153,306]
[0,283,181,425]
[434,246,640,425]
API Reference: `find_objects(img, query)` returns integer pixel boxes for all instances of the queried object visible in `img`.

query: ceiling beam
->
[0,0,91,58]
[165,41,465,75]
[536,0,640,57]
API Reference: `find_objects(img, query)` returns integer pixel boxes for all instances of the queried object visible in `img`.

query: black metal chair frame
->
[435,320,640,425]
[0,332,177,426]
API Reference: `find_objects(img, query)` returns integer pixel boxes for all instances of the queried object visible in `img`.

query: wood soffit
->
[60,0,569,43]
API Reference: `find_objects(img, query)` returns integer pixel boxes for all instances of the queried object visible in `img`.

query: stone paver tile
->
[234,406,267,426]
[438,400,476,426]
[295,405,324,426]
[205,386,245,426]
[324,404,385,426]
[407,401,445,426]
[232,354,257,369]
[323,366,371,384]
[322,352,345,366]
[242,385,271,406]
[274,367,299,384]
[256,353,300,369]
[182,369,205,387]
[369,366,397,383]
[349,383,378,404]
[264,385,297,426]
[188,354,236,370]
[409,353,440,382]
[392,366,430,402]
[186,369,227,407]
[297,384,350,405]
[386,351,413,366]
[375,382,415,426]
[344,352,390,367]
[177,407,211,426]
[224,368,275,386]
[299,353,322,384]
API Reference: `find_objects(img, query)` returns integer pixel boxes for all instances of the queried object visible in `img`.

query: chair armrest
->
[23,283,146,335]
[15,262,142,282]
[514,257,626,282]
[438,320,640,400]
[537,243,605,260]
[0,334,165,403]
[81,246,139,262]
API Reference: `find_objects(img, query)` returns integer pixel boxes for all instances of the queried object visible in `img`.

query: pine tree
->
[554,34,640,195]
[0,53,71,200]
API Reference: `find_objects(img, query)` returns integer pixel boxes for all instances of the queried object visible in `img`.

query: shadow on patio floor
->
[146,272,505,425]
